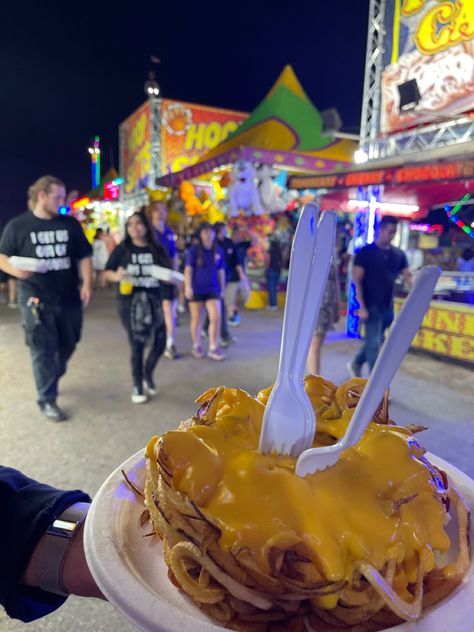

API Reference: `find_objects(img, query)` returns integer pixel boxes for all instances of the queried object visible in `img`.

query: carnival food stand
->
[288,0,474,366]
[153,65,356,307]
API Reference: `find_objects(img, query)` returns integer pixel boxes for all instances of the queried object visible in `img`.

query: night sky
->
[1,1,369,223]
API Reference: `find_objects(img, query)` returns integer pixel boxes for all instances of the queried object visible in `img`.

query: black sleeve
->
[105,244,125,271]
[354,247,368,269]
[399,250,409,271]
[0,466,91,622]
[0,219,18,257]
[231,246,240,269]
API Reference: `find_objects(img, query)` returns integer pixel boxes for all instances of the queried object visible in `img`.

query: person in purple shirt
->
[147,201,179,359]
[184,223,226,361]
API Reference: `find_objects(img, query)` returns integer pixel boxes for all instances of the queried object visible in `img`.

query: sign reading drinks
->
[160,100,247,175]
[381,0,474,133]
[120,101,151,195]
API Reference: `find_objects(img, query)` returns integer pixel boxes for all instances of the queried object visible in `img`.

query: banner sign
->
[288,159,474,190]
[394,298,474,364]
[160,99,247,175]
[119,102,151,195]
[381,0,474,133]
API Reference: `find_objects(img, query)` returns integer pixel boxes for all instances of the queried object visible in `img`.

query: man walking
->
[348,215,412,377]
[213,222,238,346]
[0,176,93,421]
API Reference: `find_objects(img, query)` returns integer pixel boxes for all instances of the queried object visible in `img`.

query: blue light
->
[58,206,70,215]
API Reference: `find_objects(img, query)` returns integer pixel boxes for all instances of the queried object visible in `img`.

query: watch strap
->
[35,501,90,596]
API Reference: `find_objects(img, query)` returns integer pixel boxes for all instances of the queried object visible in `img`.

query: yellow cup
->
[119,279,134,295]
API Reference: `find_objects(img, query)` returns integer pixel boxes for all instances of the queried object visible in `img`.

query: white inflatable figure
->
[257,164,286,213]
[229,160,263,217]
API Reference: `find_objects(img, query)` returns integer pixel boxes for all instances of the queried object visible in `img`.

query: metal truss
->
[359,0,386,158]
[149,96,162,185]
[359,0,473,162]
[373,117,474,160]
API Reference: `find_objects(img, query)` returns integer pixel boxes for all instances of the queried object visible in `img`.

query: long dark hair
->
[196,222,217,268]
[123,209,170,268]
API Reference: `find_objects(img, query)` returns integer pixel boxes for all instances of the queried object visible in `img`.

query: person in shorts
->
[306,259,340,376]
[184,223,226,361]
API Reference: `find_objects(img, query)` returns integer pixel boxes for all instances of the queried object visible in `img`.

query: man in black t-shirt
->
[0,175,93,421]
[348,215,413,376]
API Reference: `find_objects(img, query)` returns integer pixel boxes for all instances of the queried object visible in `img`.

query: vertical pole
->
[90,136,101,189]
[347,0,386,337]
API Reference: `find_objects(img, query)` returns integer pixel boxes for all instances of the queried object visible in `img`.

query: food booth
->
[153,65,356,308]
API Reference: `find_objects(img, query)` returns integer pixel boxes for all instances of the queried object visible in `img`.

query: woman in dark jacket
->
[105,209,170,404]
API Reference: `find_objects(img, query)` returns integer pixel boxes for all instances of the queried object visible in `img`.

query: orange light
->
[71,196,91,210]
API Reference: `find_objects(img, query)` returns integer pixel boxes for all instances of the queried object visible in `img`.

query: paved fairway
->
[1,293,473,631]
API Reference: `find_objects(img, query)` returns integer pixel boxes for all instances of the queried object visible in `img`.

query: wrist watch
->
[35,502,90,596]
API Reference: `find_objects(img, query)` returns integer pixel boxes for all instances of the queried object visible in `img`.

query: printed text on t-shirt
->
[29,230,71,271]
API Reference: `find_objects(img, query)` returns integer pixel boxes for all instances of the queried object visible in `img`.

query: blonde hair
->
[27,175,65,210]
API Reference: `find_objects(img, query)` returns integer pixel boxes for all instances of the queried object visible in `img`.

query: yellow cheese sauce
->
[153,378,450,585]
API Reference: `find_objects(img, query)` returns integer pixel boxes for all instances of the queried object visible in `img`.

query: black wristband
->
[35,502,90,596]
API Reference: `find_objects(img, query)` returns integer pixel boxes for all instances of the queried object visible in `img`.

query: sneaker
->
[221,335,237,348]
[228,313,241,327]
[131,385,148,404]
[191,345,205,359]
[346,360,362,378]
[177,304,186,314]
[266,305,278,311]
[143,375,157,396]
[40,401,68,422]
[7,302,18,309]
[164,344,178,360]
[207,348,226,361]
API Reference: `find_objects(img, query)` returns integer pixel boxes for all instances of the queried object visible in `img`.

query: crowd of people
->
[0,175,430,628]
[0,176,259,417]
[0,175,422,421]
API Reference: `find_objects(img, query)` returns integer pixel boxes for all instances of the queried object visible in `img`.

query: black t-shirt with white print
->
[0,212,92,306]
[106,243,160,299]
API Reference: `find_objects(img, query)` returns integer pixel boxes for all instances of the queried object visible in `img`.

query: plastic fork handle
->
[340,266,441,450]
[275,203,319,383]
[290,211,337,385]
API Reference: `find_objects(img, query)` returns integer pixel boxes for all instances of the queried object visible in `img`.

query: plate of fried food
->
[84,376,473,632]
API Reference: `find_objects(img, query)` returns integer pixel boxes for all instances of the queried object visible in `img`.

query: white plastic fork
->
[259,205,337,457]
[295,265,441,477]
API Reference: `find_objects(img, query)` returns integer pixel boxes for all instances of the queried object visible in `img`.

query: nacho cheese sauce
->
[150,382,450,587]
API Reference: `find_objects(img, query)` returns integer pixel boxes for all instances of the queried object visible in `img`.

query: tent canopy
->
[156,65,355,187]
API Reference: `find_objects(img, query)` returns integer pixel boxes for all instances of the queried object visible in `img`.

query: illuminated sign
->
[394,298,474,364]
[71,196,91,210]
[288,159,474,190]
[381,0,474,133]
[160,99,247,175]
[410,223,444,233]
[104,180,121,201]
[119,102,151,195]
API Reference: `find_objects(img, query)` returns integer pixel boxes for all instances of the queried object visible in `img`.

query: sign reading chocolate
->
[381,0,474,133]
[288,159,474,190]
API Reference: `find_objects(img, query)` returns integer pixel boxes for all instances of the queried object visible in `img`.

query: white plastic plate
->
[84,450,474,632]
[8,256,49,273]
[151,266,184,284]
